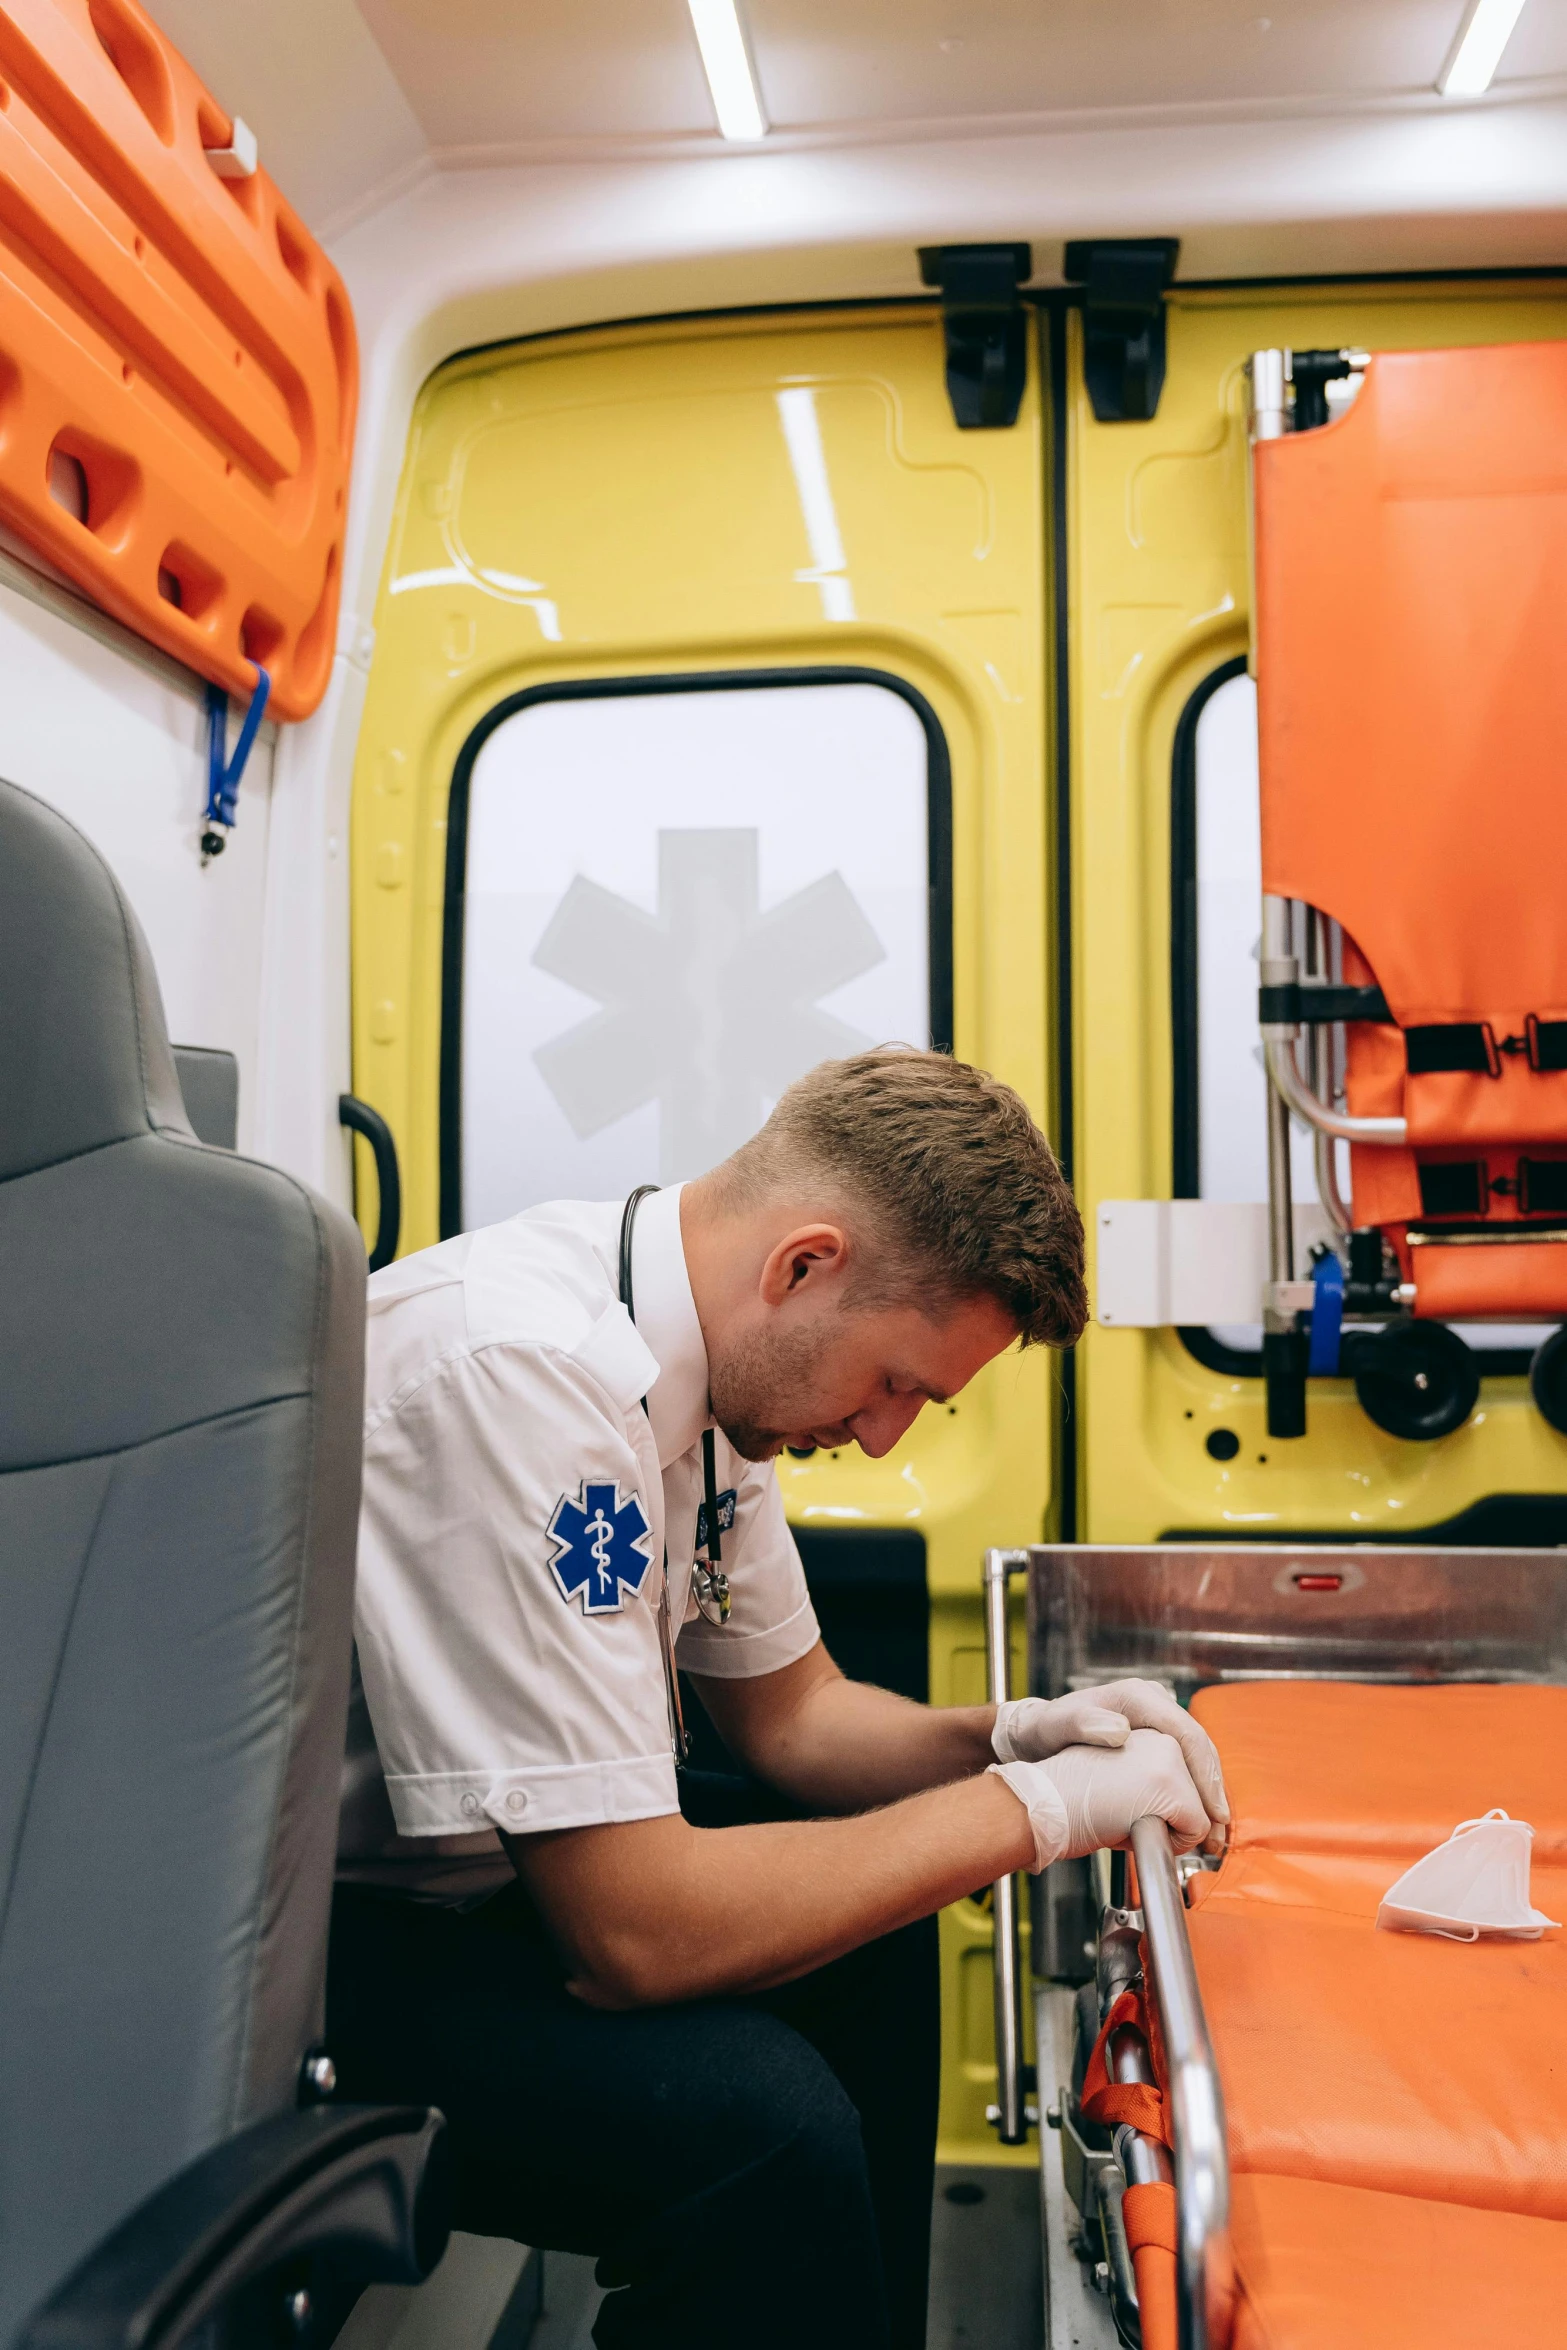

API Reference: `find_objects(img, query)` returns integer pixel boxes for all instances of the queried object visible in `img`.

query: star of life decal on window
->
[546,1479,655,1616]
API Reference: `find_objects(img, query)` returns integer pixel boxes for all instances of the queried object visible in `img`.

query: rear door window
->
[446,672,949,1230]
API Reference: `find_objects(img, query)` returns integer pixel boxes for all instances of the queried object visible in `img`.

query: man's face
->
[708,1280,1019,1462]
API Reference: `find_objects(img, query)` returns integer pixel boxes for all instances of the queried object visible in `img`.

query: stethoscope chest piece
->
[693,1559,731,1627]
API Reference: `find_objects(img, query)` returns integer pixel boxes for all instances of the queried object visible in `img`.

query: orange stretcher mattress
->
[1191,1680,1567,1863]
[1230,2175,1567,2350]
[1178,1681,1567,2342]
[1187,1847,1567,2220]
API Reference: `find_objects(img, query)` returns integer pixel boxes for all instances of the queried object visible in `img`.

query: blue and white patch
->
[547,1480,654,1616]
[695,1488,737,1553]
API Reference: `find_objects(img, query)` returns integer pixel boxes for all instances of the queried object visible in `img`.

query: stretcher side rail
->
[1129,1818,1233,2350]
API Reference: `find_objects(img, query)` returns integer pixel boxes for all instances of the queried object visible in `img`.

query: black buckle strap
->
[1404,1022,1499,1077]
[1257,980,1391,1026]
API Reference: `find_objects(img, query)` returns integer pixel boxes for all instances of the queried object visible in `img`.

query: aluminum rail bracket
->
[983,1547,1033,2143]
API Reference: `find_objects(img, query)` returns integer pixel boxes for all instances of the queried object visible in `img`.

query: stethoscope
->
[618,1185,732,1766]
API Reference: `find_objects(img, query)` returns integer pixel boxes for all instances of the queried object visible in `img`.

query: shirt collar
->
[628,1184,711,1469]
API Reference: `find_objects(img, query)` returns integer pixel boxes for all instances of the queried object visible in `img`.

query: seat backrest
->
[0,779,367,2338]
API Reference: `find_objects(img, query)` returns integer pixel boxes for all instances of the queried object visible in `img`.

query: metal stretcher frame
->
[984,1541,1567,2350]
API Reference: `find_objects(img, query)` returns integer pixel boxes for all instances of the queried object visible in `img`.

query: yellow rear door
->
[350,305,1058,2160]
[1066,278,1567,1544]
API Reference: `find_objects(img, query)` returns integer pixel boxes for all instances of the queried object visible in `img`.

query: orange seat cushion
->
[1191,1680,1567,1863]
[1229,2174,1567,2350]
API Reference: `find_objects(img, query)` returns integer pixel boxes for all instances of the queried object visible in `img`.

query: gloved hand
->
[989,1728,1217,1873]
[993,1680,1229,1829]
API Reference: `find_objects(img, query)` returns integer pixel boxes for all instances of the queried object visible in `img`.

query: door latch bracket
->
[1062,239,1180,422]
[917,243,1032,429]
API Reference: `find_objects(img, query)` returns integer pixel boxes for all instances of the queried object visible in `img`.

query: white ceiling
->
[146,0,1567,239]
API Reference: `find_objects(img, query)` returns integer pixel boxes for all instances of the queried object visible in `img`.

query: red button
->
[1293,1572,1343,1593]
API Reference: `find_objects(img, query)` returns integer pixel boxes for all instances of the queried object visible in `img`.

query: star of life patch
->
[546,1479,655,1615]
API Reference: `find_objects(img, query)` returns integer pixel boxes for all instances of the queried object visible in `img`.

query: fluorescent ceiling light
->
[1438,0,1529,96]
[687,0,767,141]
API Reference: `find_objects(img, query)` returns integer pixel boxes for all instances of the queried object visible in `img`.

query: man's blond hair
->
[719,1049,1086,1347]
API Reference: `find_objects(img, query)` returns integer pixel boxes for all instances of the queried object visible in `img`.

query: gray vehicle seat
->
[0,777,368,2339]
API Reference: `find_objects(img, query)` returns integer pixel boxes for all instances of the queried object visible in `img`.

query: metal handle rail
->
[983,1547,1032,2145]
[1129,1818,1235,2350]
[339,1093,402,1273]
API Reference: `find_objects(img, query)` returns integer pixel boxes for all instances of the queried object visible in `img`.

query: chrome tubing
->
[1264,1034,1406,1144]
[1110,2025,1175,2188]
[1303,909,1352,1236]
[1263,1053,1296,1298]
[983,1547,1030,2146]
[1130,1819,1233,2350]
[1259,895,1297,1309]
[1248,347,1288,441]
[1312,1113,1353,1239]
[1260,894,1405,1148]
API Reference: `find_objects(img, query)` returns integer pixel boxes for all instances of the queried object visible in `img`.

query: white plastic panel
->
[1097,1199,1332,1329]
[0,567,276,1158]
[460,679,933,1225]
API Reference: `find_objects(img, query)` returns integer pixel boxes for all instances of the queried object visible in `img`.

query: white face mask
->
[1377,1809,1562,1943]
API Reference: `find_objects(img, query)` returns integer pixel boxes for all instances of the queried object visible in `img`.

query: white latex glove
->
[993,1681,1229,1828]
[990,1728,1215,1872]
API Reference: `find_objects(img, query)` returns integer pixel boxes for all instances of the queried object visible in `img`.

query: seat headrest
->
[0,777,193,1182]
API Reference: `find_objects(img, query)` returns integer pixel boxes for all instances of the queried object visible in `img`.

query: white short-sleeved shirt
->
[336,1187,821,1903]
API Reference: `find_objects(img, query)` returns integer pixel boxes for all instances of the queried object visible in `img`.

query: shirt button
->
[505,1789,530,1817]
[460,1792,481,1818]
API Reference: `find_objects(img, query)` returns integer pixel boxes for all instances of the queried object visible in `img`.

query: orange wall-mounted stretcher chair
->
[1127,1681,1567,2349]
[1250,340,1567,1442]
[0,0,356,720]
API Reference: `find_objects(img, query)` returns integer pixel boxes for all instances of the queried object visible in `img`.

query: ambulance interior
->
[5,1,1567,2346]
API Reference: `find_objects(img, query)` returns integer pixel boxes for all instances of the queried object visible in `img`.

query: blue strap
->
[1307,1247,1345,1376]
[204,667,271,834]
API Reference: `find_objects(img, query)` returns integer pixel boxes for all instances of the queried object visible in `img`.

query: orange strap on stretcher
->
[1080,1986,1170,2142]
[1081,1981,1181,2350]
[0,0,357,719]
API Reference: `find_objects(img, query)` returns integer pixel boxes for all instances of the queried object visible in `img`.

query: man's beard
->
[707,1316,832,1462]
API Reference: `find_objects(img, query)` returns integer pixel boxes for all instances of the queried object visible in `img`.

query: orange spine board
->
[1252,342,1567,1028]
[0,0,358,719]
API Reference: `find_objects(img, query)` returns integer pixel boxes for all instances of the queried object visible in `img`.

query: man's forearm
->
[742,1675,996,1808]
[691,1645,996,1809]
[508,1768,1033,2008]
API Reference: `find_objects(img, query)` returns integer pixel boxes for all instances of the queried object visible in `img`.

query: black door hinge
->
[1062,239,1180,422]
[917,243,1032,429]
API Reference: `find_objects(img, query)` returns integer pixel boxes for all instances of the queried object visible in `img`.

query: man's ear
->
[758,1222,851,1308]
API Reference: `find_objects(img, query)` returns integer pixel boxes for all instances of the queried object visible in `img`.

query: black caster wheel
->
[1529,1327,1567,1434]
[1352,1321,1478,1441]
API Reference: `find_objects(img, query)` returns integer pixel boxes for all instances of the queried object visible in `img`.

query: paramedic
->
[329,1048,1227,2350]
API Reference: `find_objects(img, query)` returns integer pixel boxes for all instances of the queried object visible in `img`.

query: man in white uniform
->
[329,1050,1226,2350]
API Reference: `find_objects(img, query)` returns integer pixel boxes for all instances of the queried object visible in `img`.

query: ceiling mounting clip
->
[918,243,1033,430]
[1063,239,1181,422]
